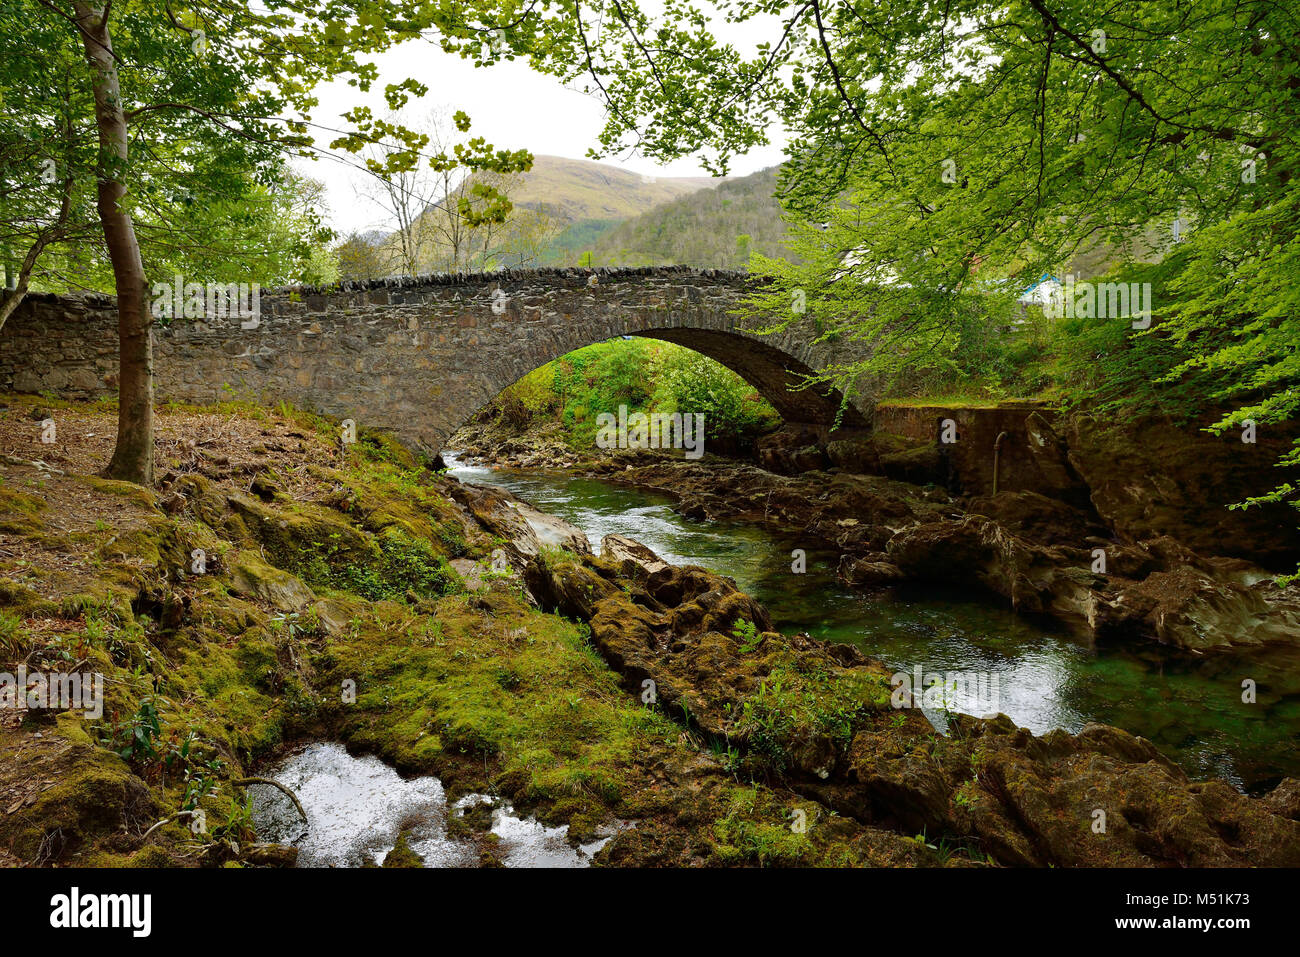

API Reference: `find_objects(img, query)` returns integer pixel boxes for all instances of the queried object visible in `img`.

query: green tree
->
[652,347,777,441]
[491,0,1299,530]
[335,232,388,283]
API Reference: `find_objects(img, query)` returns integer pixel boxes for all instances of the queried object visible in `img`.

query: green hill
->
[582,167,788,268]
[510,155,718,224]
[346,156,781,275]
[361,155,722,273]
[516,156,727,266]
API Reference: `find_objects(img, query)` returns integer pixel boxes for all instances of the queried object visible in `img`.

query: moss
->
[446,800,495,841]
[337,528,459,602]
[172,474,231,528]
[0,395,898,870]
[173,633,284,758]
[226,494,371,585]
[325,454,475,559]
[75,475,161,510]
[356,430,421,471]
[94,524,169,569]
[228,550,316,611]
[318,589,692,826]
[0,484,47,534]
[0,578,51,617]
[870,431,920,454]
[739,664,890,773]
[381,830,425,867]
[0,721,157,863]
[84,844,181,868]
[711,788,816,866]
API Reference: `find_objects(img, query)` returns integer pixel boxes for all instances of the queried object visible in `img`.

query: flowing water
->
[445,454,1300,792]
[249,742,617,868]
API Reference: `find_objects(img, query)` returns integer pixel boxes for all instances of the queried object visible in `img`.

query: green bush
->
[650,348,779,441]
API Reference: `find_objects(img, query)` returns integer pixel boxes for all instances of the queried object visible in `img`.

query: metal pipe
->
[992,431,1009,495]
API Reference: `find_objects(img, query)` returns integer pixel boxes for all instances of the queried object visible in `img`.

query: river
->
[446,454,1300,792]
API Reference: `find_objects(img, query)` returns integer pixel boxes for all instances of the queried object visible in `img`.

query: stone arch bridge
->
[0,267,876,455]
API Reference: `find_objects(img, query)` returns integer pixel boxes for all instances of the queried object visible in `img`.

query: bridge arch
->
[0,267,874,456]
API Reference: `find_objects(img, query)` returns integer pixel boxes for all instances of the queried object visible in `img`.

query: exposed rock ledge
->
[444,477,1299,865]
[450,400,1300,653]
[580,460,1300,653]
[511,524,1300,867]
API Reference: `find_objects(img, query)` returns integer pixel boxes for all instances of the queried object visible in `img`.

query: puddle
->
[248,742,619,868]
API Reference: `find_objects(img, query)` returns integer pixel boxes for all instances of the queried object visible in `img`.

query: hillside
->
[509,155,719,225]
[517,156,727,266]
[585,167,788,268]
[359,155,723,275]
[360,149,1133,278]
[566,161,1153,275]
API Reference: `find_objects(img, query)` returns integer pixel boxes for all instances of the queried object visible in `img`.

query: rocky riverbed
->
[451,477,1300,866]
[452,409,1300,655]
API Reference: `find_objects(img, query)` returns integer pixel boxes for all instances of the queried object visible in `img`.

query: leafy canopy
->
[484,0,1299,512]
[0,0,538,292]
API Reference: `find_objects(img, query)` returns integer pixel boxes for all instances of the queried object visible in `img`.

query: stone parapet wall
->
[0,267,875,453]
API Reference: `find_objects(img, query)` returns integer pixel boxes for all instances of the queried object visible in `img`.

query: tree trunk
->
[74,1,154,486]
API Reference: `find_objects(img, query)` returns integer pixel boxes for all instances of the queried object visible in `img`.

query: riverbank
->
[452,406,1300,657]
[0,395,940,867]
[2,394,1298,868]
[440,455,1300,790]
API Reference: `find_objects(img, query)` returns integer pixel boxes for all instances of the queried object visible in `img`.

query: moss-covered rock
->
[381,830,425,867]
[229,551,316,612]
[4,395,1293,871]
[0,715,157,863]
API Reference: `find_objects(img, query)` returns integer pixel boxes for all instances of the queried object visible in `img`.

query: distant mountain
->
[360,155,724,273]
[511,155,719,225]
[582,167,788,269]
[561,163,1152,276]
[351,152,1137,279]
[346,156,779,276]
[513,156,725,266]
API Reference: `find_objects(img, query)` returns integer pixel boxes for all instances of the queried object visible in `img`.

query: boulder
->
[826,437,882,474]
[448,481,590,563]
[242,843,300,867]
[838,554,906,587]
[601,534,670,578]
[966,489,1105,547]
[948,719,1300,867]
[229,551,316,612]
[308,598,354,638]
[518,530,1300,867]
[527,537,883,779]
[1105,566,1300,652]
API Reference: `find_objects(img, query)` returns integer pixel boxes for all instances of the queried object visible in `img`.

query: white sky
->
[296,27,790,236]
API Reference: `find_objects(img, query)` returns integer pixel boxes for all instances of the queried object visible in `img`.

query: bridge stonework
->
[0,267,871,455]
